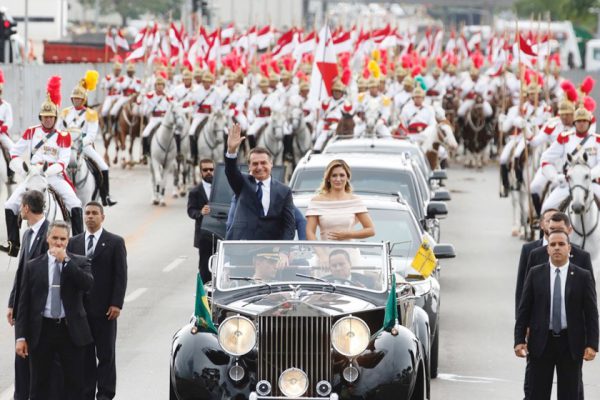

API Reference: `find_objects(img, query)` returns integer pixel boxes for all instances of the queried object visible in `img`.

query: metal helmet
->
[395,67,407,77]
[126,62,136,73]
[357,77,368,89]
[526,84,540,95]
[432,67,442,76]
[182,69,193,80]
[447,64,457,74]
[258,77,269,88]
[574,107,592,122]
[281,70,292,80]
[469,66,479,76]
[402,76,415,89]
[367,77,379,88]
[193,68,203,79]
[155,75,167,87]
[202,71,215,83]
[332,79,345,92]
[113,61,123,71]
[225,70,236,81]
[299,81,310,92]
[39,94,58,118]
[412,86,426,98]
[269,74,279,83]
[70,81,87,100]
[558,99,575,115]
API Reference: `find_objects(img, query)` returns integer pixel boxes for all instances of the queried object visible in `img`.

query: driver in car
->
[325,249,372,288]
[252,251,281,281]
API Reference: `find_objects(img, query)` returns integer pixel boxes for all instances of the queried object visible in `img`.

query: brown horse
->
[441,90,460,142]
[110,97,145,168]
[461,95,492,169]
[336,111,355,137]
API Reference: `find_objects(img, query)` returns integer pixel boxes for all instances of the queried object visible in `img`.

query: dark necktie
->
[256,181,264,216]
[24,229,34,259]
[51,261,62,318]
[87,235,95,257]
[552,268,562,334]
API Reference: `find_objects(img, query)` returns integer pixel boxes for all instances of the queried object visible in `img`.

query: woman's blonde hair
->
[319,159,352,194]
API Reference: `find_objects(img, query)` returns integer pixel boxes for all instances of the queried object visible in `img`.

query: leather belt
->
[408,123,427,133]
[258,107,271,117]
[43,317,66,325]
[549,329,568,338]
[152,111,166,117]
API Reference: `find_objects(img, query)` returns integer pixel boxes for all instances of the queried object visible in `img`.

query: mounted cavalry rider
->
[400,87,436,143]
[387,66,408,98]
[425,67,446,106]
[247,77,280,149]
[171,68,195,111]
[499,84,547,197]
[189,71,220,159]
[513,99,575,215]
[0,72,16,184]
[313,79,347,152]
[141,75,172,157]
[354,77,392,138]
[277,70,300,161]
[457,66,493,122]
[0,82,83,257]
[109,62,141,128]
[100,60,122,131]
[540,107,600,212]
[57,73,117,207]
[219,70,248,132]
[393,76,415,119]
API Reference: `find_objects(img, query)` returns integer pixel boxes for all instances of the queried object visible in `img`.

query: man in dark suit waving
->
[67,201,128,400]
[15,220,94,399]
[224,124,295,240]
[6,191,49,400]
[515,230,599,399]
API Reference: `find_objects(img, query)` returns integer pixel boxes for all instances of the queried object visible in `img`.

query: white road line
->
[162,256,188,273]
[124,288,148,303]
[0,385,14,400]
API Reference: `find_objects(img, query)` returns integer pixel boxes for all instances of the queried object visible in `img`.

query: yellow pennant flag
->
[411,239,437,278]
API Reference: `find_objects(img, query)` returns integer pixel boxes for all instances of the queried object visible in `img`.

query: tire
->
[169,374,178,400]
[430,324,439,379]
[410,362,428,400]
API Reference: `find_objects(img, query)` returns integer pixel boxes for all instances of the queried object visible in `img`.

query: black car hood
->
[224,291,380,316]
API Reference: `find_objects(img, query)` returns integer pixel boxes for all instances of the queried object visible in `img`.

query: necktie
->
[87,235,95,257]
[552,268,562,334]
[24,229,34,257]
[50,261,62,318]
[256,181,264,216]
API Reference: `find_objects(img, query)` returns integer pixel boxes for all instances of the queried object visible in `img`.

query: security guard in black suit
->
[187,159,215,283]
[15,221,94,400]
[67,201,128,400]
[515,231,599,400]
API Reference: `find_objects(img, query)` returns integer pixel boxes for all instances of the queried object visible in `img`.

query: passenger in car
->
[324,249,373,288]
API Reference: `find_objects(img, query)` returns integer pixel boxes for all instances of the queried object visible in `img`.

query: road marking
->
[0,385,14,400]
[437,373,508,384]
[124,288,148,303]
[162,256,188,273]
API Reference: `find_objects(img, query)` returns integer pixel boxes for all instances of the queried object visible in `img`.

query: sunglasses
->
[201,168,214,172]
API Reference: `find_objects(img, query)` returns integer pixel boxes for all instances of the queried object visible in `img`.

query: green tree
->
[79,0,183,26]
[514,0,599,31]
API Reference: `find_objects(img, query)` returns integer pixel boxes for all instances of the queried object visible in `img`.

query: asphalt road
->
[0,159,598,399]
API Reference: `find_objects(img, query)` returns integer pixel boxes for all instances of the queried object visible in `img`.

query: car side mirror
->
[433,244,456,259]
[427,201,448,219]
[431,189,451,202]
[429,170,447,182]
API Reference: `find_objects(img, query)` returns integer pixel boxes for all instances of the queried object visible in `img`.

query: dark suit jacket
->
[187,183,210,248]
[225,155,295,240]
[8,219,50,318]
[515,239,544,315]
[67,230,128,317]
[515,263,599,360]
[16,253,94,349]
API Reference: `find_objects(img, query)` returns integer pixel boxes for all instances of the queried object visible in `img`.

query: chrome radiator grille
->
[258,315,331,397]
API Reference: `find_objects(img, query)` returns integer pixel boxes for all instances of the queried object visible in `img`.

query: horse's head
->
[289,103,304,131]
[364,103,380,133]
[566,153,594,215]
[21,162,62,195]
[437,122,458,151]
[211,109,227,143]
[270,109,286,138]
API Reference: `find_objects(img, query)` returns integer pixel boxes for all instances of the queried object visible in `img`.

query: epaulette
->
[544,117,559,134]
[382,96,391,107]
[557,130,572,144]
[85,108,98,122]
[56,130,72,148]
[60,108,70,118]
[593,133,600,143]
[357,93,365,103]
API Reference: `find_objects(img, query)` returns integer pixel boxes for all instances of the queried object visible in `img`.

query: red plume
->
[270,59,280,74]
[560,80,576,93]
[580,76,595,95]
[0,68,4,84]
[259,62,270,78]
[362,67,370,79]
[112,55,123,63]
[565,88,578,102]
[46,76,62,106]
[380,49,388,64]
[341,68,351,86]
[183,60,193,72]
[282,57,294,72]
[411,66,422,78]
[207,60,216,74]
[159,71,168,79]
[343,101,353,113]
[436,56,443,69]
[523,69,533,85]
[296,71,307,81]
[379,63,387,76]
[584,96,596,112]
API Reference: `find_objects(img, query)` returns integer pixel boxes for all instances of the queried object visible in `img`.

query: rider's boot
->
[142,136,151,157]
[500,163,510,198]
[189,136,198,166]
[283,134,294,162]
[531,193,542,218]
[247,135,257,150]
[100,170,118,207]
[0,209,21,257]
[175,134,183,162]
[70,207,84,236]
[514,158,524,184]
[6,166,15,185]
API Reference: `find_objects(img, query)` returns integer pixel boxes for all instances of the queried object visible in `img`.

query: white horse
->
[198,108,227,164]
[422,120,458,170]
[67,130,99,206]
[0,152,13,200]
[257,109,286,166]
[565,154,600,274]
[288,102,313,165]
[150,103,190,206]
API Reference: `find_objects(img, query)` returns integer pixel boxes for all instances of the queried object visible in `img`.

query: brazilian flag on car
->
[194,273,217,334]
[382,274,398,331]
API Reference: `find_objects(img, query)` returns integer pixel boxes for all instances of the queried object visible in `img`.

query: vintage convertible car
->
[170,241,431,400]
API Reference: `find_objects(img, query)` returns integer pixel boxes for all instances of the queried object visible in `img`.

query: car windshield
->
[217,242,387,292]
[292,168,420,216]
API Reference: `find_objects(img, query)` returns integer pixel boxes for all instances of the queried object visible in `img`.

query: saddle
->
[47,186,71,224]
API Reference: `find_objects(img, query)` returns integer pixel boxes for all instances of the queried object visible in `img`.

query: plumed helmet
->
[113,61,123,71]
[281,70,292,80]
[574,107,592,122]
[193,68,203,78]
[258,77,269,88]
[412,87,426,98]
[395,66,407,77]
[39,95,58,117]
[367,77,379,88]
[526,84,540,95]
[155,75,167,86]
[182,69,193,80]
[357,77,368,88]
[225,70,236,81]
[402,76,415,89]
[70,82,87,100]
[269,74,279,83]
[447,64,457,74]
[469,66,479,76]
[299,81,310,91]
[332,79,345,92]
[202,71,215,83]
[126,62,136,72]
[558,99,575,115]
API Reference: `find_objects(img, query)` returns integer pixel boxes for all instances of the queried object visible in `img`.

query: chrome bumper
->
[249,393,339,400]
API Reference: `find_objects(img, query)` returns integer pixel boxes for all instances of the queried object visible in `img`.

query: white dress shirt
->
[44,252,66,319]
[28,217,46,252]
[202,180,212,199]
[85,227,103,257]
[257,177,271,216]
[549,261,569,330]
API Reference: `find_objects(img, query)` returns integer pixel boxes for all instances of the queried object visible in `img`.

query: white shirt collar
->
[86,227,103,240]
[549,260,569,270]
[256,176,271,186]
[30,217,46,234]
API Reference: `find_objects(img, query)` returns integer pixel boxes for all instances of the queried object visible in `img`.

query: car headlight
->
[218,315,256,356]
[278,368,308,398]
[331,316,370,357]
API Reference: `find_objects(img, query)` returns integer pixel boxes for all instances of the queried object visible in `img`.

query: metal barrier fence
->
[0,63,599,137]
